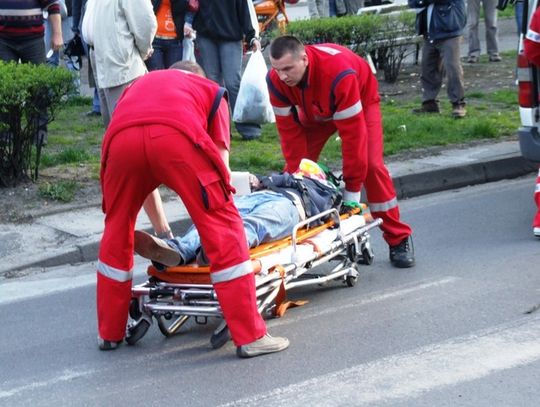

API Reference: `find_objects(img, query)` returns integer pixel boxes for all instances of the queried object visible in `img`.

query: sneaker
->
[412,100,440,114]
[489,54,502,62]
[97,335,122,351]
[534,227,540,238]
[236,333,290,358]
[452,103,466,118]
[389,236,415,268]
[86,110,101,117]
[134,230,182,268]
[467,55,479,63]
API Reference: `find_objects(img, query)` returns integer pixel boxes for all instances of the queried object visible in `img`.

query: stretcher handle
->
[290,208,342,263]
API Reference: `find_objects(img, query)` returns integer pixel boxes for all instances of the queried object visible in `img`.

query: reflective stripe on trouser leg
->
[213,272,267,346]
[534,167,540,228]
[97,269,133,342]
[363,103,412,246]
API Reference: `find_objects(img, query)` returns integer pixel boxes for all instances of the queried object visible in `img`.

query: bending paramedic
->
[266,35,415,268]
[96,61,289,358]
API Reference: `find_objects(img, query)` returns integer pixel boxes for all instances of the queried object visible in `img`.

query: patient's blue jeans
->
[169,191,300,263]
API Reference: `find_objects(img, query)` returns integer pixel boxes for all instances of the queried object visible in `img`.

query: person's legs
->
[440,36,466,114]
[308,0,320,18]
[88,47,110,126]
[0,37,19,62]
[196,35,223,84]
[420,40,443,103]
[218,40,262,139]
[102,82,133,127]
[163,39,183,68]
[483,0,500,59]
[235,193,301,247]
[467,0,481,59]
[145,39,166,71]
[533,167,540,237]
[98,126,159,345]
[317,0,329,17]
[146,127,268,347]
[363,102,413,248]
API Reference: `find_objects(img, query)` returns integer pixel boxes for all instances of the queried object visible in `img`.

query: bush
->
[278,11,419,82]
[0,61,75,187]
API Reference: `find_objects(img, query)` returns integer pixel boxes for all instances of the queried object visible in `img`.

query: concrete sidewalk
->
[0,139,535,277]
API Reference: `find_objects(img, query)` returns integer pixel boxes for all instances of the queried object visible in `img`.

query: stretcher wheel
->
[345,275,357,287]
[157,314,190,337]
[358,244,374,266]
[129,298,142,320]
[210,321,230,349]
[125,318,151,345]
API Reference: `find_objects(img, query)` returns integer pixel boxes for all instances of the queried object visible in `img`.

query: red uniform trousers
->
[534,167,540,229]
[98,124,267,346]
[300,102,412,246]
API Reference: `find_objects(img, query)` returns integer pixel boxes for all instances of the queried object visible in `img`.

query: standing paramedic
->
[266,35,415,268]
[97,61,289,358]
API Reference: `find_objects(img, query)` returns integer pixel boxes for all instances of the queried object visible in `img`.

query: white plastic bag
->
[233,51,275,124]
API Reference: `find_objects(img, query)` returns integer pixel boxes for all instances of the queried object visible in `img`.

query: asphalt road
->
[1,175,539,406]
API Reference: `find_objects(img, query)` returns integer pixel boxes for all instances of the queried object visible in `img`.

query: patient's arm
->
[143,189,174,239]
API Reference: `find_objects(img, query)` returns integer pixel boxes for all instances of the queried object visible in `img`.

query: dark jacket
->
[408,0,466,41]
[193,0,256,44]
[260,173,342,222]
[151,0,188,40]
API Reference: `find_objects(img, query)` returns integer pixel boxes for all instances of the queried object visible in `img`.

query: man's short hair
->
[169,60,206,77]
[269,35,305,60]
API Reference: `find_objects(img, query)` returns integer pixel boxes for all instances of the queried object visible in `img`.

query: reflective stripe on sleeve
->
[526,29,540,43]
[211,260,253,284]
[273,106,292,116]
[535,184,540,193]
[333,100,362,120]
[97,260,133,282]
[369,197,398,212]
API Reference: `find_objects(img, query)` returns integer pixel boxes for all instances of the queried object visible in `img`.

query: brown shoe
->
[452,103,466,118]
[134,230,182,268]
[412,100,440,114]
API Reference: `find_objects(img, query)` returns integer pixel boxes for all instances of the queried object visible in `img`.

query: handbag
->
[187,0,199,12]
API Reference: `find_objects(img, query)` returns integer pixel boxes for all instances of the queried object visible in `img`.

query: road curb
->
[394,155,537,199]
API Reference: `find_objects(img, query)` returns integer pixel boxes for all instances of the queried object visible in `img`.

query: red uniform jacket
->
[267,44,381,192]
[100,69,232,212]
[525,7,540,66]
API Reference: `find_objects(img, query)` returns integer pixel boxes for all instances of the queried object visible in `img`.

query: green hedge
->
[0,61,75,187]
[276,11,419,82]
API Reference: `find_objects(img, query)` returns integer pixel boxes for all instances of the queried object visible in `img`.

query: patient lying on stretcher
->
[134,160,351,270]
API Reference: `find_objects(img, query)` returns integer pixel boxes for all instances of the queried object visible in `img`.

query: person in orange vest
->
[96,60,289,357]
[522,9,540,238]
[266,35,415,267]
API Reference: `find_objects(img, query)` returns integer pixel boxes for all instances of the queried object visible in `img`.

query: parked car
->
[516,0,540,162]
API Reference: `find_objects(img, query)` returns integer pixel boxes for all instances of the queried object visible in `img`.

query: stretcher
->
[126,206,382,347]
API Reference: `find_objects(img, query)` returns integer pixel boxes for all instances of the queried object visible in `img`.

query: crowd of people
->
[0,0,537,359]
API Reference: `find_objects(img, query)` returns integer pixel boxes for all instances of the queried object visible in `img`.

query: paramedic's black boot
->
[236,334,290,358]
[97,335,122,351]
[134,230,183,269]
[389,236,415,268]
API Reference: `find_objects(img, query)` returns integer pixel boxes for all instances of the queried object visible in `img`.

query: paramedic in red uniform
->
[522,8,540,238]
[266,35,415,267]
[96,61,290,358]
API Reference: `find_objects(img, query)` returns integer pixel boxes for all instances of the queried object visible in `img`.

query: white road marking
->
[221,316,540,407]
[0,369,95,399]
